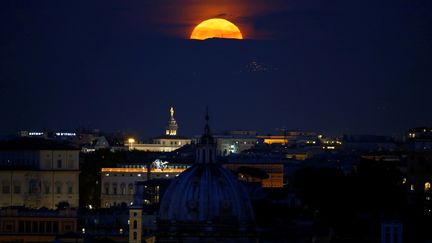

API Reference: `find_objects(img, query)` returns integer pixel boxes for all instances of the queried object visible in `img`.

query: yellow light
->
[101,168,186,173]
[128,138,135,144]
[426,182,431,191]
[190,18,243,40]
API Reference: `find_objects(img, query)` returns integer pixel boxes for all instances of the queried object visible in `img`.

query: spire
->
[196,106,217,164]
[204,106,210,136]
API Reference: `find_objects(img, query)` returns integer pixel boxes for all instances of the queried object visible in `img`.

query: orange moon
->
[190,18,243,40]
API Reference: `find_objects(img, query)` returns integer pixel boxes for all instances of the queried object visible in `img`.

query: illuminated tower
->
[165,107,178,136]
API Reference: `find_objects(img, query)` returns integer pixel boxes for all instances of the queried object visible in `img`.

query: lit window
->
[410,184,415,191]
[425,182,431,191]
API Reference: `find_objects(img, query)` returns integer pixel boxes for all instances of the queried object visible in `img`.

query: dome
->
[157,109,255,235]
[158,164,255,231]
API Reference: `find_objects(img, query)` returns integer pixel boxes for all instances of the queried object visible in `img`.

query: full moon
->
[190,18,243,40]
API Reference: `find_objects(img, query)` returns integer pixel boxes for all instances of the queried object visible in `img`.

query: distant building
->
[342,134,397,152]
[225,155,285,188]
[258,131,319,145]
[100,161,189,208]
[210,130,258,156]
[0,206,78,243]
[405,127,432,151]
[19,129,129,153]
[128,107,192,152]
[406,152,432,214]
[79,207,129,242]
[0,138,79,209]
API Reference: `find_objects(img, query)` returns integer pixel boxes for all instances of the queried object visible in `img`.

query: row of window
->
[103,183,134,195]
[0,159,77,169]
[154,141,190,145]
[44,159,76,169]
[1,220,71,234]
[19,220,66,233]
[1,184,74,195]
[0,160,38,167]
[45,153,75,158]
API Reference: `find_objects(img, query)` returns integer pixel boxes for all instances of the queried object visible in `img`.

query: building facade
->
[0,207,78,243]
[0,138,80,209]
[100,161,189,208]
[192,130,259,156]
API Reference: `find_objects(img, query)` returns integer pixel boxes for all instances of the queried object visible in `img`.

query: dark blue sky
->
[1,0,431,138]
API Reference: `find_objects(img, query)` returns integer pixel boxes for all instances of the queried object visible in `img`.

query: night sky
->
[1,0,431,138]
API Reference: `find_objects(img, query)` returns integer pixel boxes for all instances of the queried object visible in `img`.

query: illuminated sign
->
[55,132,76,136]
[29,132,44,136]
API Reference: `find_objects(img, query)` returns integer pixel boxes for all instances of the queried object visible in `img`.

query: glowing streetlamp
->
[128,138,135,150]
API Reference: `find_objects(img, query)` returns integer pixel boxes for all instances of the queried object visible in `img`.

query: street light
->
[128,138,135,150]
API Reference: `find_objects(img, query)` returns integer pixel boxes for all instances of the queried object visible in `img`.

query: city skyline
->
[1,1,432,242]
[6,106,430,139]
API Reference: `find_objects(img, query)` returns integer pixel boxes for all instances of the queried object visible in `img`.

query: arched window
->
[104,183,109,195]
[66,181,73,194]
[120,183,126,195]
[128,183,134,194]
[55,181,62,194]
[133,220,137,229]
[112,183,117,195]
